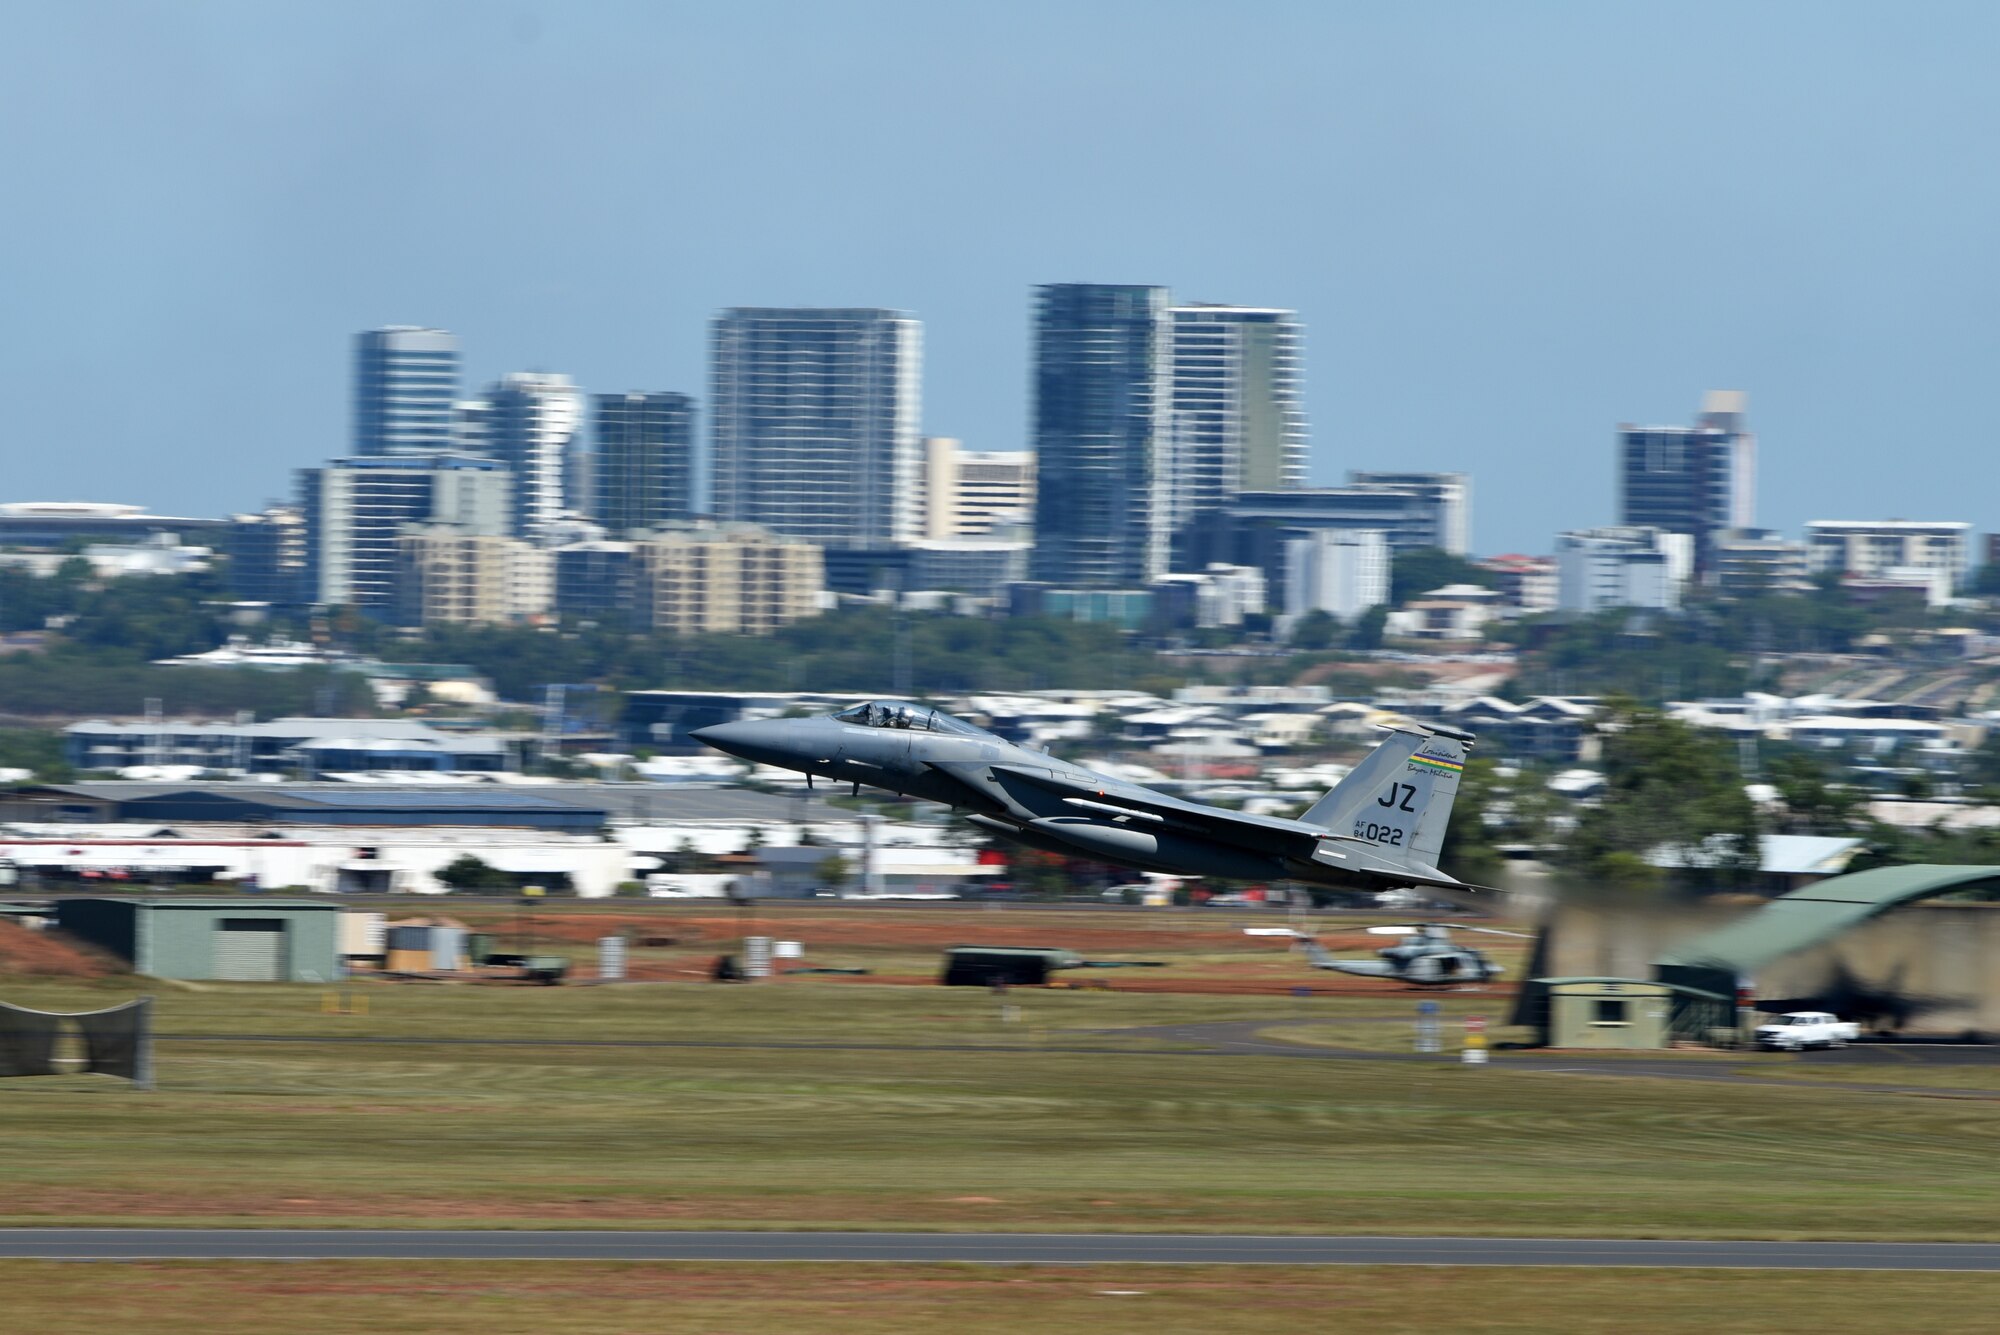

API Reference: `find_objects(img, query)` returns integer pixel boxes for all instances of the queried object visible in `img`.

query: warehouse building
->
[54,897,343,982]
[1527,864,2000,1039]
[64,717,532,774]
[0,784,606,831]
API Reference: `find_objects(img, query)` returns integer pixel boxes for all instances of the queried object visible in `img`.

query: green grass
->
[5,977,2000,1238]
[1753,1061,2000,1093]
[0,973,1457,1044]
[2,1263,1998,1335]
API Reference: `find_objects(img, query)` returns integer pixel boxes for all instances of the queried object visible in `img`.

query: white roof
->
[1787,716,1942,732]
[1649,834,1864,875]
[1807,519,1970,531]
[0,502,148,517]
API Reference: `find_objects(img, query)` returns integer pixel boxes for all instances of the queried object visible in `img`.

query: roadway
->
[3,1229,2000,1269]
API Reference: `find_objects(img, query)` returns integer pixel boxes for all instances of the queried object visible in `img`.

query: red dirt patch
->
[652,914,1280,953]
[803,971,1515,997]
[0,921,119,978]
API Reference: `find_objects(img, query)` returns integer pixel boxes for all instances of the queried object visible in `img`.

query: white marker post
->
[1462,1014,1488,1066]
[1416,999,1440,1054]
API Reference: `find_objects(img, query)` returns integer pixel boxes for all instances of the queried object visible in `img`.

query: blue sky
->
[3,1,1997,553]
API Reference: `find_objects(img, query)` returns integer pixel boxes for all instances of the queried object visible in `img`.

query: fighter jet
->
[692,700,1481,900]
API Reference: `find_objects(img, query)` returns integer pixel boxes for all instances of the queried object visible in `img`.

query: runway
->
[5,1229,2000,1269]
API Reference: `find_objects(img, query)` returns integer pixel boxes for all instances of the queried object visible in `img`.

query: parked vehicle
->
[1753,1011,1859,1051]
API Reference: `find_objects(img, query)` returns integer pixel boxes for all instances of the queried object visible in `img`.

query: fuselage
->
[691,703,1470,896]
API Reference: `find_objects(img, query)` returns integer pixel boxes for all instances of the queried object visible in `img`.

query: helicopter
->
[1246,922,1531,986]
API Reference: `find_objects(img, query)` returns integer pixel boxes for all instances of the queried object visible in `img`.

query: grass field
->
[3,1263,1998,1334]
[5,973,2000,1238]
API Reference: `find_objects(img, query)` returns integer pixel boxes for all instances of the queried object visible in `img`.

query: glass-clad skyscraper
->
[1619,391,1755,571]
[299,453,509,609]
[1030,284,1171,586]
[485,372,585,544]
[1166,305,1306,540]
[353,326,460,456]
[594,392,695,536]
[710,308,921,548]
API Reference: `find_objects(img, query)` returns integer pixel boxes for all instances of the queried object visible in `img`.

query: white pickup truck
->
[1753,1011,1860,1051]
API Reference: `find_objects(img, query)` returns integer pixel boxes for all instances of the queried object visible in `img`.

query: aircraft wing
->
[987,763,1339,860]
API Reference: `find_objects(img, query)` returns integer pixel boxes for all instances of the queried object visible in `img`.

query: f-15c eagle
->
[693,701,1480,900]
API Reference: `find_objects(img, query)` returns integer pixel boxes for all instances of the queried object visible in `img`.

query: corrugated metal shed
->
[53,897,342,982]
[1658,864,2000,974]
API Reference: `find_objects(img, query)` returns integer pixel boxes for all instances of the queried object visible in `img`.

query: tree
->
[1764,749,1861,835]
[1508,610,1751,703]
[1563,705,1763,890]
[434,854,511,893]
[1436,758,1506,885]
[1347,604,1389,651]
[1290,609,1338,650]
[0,728,72,782]
[1961,732,2000,802]
[1390,548,1494,608]
[815,853,854,893]
[1438,759,1561,884]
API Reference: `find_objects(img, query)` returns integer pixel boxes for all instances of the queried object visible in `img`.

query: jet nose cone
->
[689,721,753,752]
[689,719,795,767]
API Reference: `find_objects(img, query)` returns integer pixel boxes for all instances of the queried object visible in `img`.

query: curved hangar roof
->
[1659,863,2000,974]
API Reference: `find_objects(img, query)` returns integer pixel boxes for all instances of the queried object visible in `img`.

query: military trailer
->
[940,946,1085,987]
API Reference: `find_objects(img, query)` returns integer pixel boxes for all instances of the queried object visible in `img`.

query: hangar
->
[54,897,343,982]
[1657,863,2000,1035]
[1529,863,2000,1039]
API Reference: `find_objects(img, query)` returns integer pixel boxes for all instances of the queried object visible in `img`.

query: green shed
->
[54,897,343,982]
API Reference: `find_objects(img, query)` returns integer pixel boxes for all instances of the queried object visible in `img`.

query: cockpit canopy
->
[832,700,988,737]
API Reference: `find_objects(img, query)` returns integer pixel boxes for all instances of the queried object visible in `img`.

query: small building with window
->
[1518,977,1731,1050]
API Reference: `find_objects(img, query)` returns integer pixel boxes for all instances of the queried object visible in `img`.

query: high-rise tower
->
[594,392,695,535]
[353,326,460,456]
[298,453,510,609]
[1166,305,1306,541]
[486,372,585,544]
[710,308,921,547]
[1029,284,1171,585]
[1618,391,1755,569]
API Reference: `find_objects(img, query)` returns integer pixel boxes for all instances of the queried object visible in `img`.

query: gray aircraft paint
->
[693,703,1482,899]
[1301,729,1469,865]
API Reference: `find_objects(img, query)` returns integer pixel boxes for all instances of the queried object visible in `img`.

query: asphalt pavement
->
[4,1229,2000,1269]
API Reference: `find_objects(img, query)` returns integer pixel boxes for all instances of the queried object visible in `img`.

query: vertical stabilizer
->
[1302,726,1473,865]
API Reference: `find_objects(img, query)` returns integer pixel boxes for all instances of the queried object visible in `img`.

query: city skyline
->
[8,4,2000,551]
